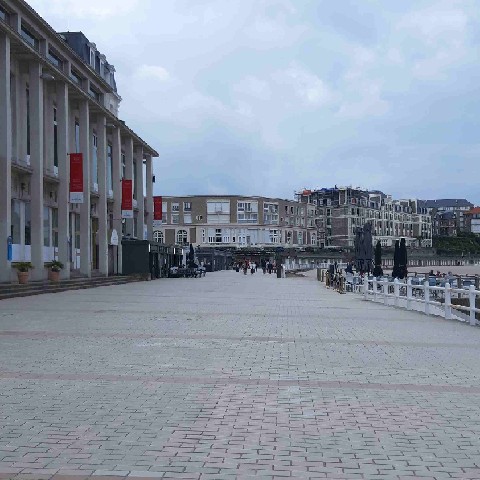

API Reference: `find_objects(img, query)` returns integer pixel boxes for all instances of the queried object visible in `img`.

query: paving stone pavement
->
[1,270,480,480]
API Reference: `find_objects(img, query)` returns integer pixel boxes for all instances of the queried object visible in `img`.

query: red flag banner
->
[153,196,163,221]
[69,153,84,203]
[121,179,133,218]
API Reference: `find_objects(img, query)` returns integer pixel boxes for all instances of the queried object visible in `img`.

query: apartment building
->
[464,207,480,235]
[153,195,318,248]
[296,187,432,248]
[0,0,158,282]
[418,199,474,236]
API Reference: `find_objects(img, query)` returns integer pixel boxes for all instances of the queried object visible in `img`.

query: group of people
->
[235,259,276,275]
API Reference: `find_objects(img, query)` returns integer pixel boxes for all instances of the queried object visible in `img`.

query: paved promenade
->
[1,270,480,480]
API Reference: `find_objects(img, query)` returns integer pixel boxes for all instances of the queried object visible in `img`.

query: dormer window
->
[89,48,95,68]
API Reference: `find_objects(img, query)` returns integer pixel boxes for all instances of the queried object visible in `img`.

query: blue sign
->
[7,236,12,261]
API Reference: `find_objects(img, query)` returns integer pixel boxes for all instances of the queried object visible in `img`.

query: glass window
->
[53,107,58,168]
[121,153,126,179]
[184,214,192,224]
[43,206,51,247]
[183,202,192,211]
[269,229,279,244]
[237,201,258,223]
[52,208,58,247]
[47,49,62,68]
[21,25,37,48]
[153,230,164,243]
[171,214,179,224]
[176,230,188,244]
[10,200,21,244]
[88,85,100,102]
[26,86,30,155]
[74,120,80,153]
[207,201,230,213]
[172,203,179,212]
[25,202,31,245]
[75,214,80,249]
[263,203,279,224]
[0,5,8,21]
[107,144,113,192]
[91,133,98,184]
[70,69,82,85]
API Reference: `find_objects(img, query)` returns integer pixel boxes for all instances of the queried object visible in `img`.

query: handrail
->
[359,276,479,326]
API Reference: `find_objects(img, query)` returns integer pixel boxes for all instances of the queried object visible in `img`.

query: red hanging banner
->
[153,196,163,221]
[121,179,133,218]
[69,153,84,203]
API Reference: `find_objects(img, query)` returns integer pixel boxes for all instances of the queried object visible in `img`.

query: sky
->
[29,0,480,204]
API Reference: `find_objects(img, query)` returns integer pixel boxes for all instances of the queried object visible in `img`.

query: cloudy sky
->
[30,0,479,204]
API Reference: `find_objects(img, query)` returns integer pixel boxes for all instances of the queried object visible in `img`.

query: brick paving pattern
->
[0,270,480,479]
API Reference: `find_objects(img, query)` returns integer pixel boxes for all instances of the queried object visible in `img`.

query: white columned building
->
[0,0,159,282]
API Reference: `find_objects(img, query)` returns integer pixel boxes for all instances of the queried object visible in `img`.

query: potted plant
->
[13,262,34,284]
[46,260,64,282]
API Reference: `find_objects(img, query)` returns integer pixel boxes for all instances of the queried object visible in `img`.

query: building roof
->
[465,207,480,215]
[59,31,118,93]
[9,0,158,157]
[419,199,473,208]
[161,194,306,203]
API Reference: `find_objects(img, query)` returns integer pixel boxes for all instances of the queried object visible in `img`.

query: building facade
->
[153,196,318,249]
[0,0,158,282]
[418,199,474,236]
[464,207,480,235]
[296,187,432,248]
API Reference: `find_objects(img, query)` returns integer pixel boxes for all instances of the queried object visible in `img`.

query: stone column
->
[111,127,122,274]
[0,34,11,282]
[124,136,134,237]
[56,82,70,279]
[145,155,154,241]
[79,99,91,277]
[29,62,44,280]
[135,146,144,239]
[97,114,108,276]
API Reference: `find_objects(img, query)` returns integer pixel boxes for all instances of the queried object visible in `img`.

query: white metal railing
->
[361,277,479,326]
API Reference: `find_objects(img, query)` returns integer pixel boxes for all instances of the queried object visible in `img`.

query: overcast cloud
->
[30,0,480,203]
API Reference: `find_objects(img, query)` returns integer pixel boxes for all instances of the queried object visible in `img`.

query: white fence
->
[361,277,479,326]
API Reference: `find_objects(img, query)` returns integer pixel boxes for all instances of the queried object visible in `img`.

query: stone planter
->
[48,270,60,282]
[17,271,29,285]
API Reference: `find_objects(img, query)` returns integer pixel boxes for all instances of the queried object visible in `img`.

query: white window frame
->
[176,229,188,244]
[153,230,164,243]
